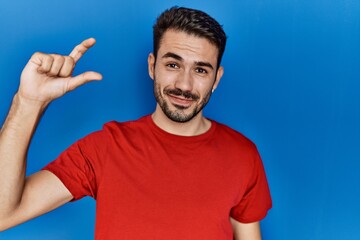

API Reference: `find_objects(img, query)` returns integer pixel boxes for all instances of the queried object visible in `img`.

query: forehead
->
[158,30,219,65]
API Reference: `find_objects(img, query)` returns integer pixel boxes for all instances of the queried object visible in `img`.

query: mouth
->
[164,88,199,109]
[167,94,195,108]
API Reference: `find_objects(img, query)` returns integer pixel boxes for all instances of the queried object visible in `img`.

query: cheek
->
[155,70,178,87]
[196,80,213,96]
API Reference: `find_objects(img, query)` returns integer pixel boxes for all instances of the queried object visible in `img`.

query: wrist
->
[14,93,49,112]
[0,94,47,136]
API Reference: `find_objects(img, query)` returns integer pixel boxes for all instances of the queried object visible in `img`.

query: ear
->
[148,53,155,80]
[212,66,224,91]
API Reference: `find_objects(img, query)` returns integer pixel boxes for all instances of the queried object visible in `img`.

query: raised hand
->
[18,38,103,105]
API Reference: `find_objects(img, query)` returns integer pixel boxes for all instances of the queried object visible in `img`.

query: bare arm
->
[0,38,102,231]
[230,218,262,240]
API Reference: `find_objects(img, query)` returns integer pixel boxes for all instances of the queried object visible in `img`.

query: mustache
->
[164,88,200,101]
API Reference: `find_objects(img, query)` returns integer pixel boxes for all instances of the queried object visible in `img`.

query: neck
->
[152,105,211,136]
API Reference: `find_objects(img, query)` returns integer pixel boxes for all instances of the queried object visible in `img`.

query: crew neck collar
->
[145,115,217,143]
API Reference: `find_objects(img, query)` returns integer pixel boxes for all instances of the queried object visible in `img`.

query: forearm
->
[0,94,47,218]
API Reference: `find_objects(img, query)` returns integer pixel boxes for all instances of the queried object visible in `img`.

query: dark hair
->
[153,6,227,68]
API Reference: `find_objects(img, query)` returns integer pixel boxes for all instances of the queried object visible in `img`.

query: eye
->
[166,63,179,69]
[195,68,208,74]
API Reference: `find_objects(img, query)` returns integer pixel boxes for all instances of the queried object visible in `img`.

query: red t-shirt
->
[43,115,271,239]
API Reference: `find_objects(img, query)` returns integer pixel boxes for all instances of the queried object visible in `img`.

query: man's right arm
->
[0,38,102,231]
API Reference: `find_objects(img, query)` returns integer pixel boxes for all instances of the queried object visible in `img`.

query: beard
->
[153,77,213,123]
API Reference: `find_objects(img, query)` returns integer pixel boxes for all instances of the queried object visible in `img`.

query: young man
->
[0,7,271,239]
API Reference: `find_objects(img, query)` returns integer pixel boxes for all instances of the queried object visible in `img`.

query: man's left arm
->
[230,218,262,240]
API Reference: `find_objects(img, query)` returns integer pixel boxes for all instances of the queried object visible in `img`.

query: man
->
[0,7,271,239]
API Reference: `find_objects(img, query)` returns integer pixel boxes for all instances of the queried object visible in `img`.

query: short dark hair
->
[153,6,227,68]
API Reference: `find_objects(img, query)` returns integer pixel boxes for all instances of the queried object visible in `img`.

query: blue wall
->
[1,0,359,239]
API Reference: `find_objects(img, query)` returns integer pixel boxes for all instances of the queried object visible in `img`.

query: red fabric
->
[43,115,271,239]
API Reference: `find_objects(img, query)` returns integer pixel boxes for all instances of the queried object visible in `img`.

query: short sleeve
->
[42,126,109,201]
[230,148,272,223]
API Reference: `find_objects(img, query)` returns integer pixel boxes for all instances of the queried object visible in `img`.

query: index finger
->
[69,38,96,63]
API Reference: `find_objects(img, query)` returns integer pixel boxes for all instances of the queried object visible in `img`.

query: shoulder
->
[212,120,257,151]
[103,115,144,128]
[96,115,151,144]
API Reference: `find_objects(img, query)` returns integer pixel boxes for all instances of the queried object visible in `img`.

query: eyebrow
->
[195,61,214,70]
[162,52,183,61]
[162,52,214,70]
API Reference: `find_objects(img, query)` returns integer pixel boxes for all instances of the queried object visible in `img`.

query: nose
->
[174,70,193,92]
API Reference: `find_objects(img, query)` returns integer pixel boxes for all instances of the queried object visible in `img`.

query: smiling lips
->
[164,88,199,109]
[168,94,195,108]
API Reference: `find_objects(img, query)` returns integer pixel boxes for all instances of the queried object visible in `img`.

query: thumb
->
[67,71,103,92]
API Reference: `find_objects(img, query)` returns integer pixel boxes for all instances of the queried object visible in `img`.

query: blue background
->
[1,0,359,239]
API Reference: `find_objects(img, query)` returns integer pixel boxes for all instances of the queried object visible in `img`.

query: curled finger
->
[47,54,65,77]
[59,56,75,77]
[37,54,54,74]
